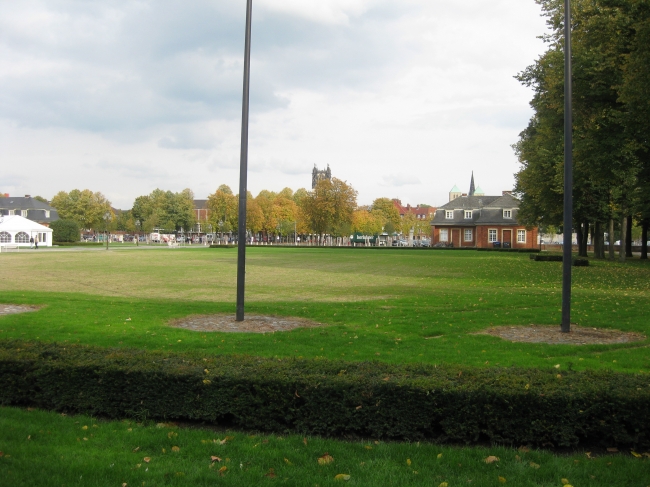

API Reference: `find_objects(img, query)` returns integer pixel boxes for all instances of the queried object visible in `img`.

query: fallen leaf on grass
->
[171,446,180,452]
[364,446,372,450]
[82,425,88,430]
[265,468,276,478]
[484,456,499,464]
[518,446,530,453]
[211,456,222,463]
[437,453,443,459]
[406,459,412,466]
[318,453,334,465]
[631,451,642,458]
[132,447,140,452]
[498,476,507,483]
[529,462,540,469]
[0,452,3,457]
[284,458,293,465]
[334,474,350,481]
[303,437,308,446]
[438,483,448,487]
[143,457,151,463]
[218,466,227,476]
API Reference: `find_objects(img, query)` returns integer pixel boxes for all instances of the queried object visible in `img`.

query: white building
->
[0,215,53,248]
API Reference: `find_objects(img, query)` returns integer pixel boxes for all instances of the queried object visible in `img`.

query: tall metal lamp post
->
[236,0,253,322]
[104,211,111,250]
[561,0,573,333]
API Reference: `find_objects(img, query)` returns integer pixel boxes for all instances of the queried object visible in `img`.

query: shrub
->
[1,340,648,448]
[50,219,80,243]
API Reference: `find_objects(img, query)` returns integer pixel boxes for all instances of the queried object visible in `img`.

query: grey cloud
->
[0,0,411,142]
[382,174,420,187]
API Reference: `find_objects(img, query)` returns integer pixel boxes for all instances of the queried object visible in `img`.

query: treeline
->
[514,0,650,260]
[49,180,432,238]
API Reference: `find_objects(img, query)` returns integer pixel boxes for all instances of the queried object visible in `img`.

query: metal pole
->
[236,0,253,322]
[561,0,573,333]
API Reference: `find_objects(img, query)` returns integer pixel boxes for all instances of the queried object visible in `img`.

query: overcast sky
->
[0,0,549,209]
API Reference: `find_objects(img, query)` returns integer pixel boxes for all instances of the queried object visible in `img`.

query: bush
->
[50,219,80,243]
[1,340,648,448]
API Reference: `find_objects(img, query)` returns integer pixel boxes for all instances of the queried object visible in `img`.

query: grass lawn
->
[0,247,648,372]
[1,247,649,485]
[2,406,649,487]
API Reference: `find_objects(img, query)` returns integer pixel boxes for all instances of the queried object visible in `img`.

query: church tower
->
[469,171,476,197]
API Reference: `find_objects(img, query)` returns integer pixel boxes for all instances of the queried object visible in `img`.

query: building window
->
[439,229,448,242]
[0,232,11,243]
[464,229,473,241]
[503,210,512,219]
[45,210,50,218]
[517,230,526,243]
[464,210,472,219]
[8,210,14,215]
[445,211,453,219]
[15,232,29,243]
[21,210,28,217]
[488,229,497,242]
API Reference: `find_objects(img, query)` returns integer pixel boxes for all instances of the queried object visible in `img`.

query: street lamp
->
[135,219,140,247]
[103,211,111,250]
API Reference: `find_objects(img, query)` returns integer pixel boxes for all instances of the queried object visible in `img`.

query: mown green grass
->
[2,406,649,487]
[0,247,649,373]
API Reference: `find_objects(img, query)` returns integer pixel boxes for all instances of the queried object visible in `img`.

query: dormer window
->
[45,210,50,218]
[464,210,472,219]
[8,210,15,215]
[503,209,512,219]
[445,210,453,219]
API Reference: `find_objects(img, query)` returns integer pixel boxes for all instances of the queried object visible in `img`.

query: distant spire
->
[469,171,475,196]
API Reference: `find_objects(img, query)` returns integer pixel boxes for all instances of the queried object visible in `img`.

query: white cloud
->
[0,0,548,209]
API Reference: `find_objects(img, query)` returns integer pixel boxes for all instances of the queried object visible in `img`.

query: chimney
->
[25,194,31,198]
[502,190,512,196]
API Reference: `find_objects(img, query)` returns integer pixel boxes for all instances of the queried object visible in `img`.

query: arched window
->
[15,232,30,243]
[0,232,11,243]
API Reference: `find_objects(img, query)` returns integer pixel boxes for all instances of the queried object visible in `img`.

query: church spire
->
[469,171,475,196]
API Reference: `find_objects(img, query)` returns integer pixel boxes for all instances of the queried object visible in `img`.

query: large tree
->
[514,0,647,259]
[50,189,113,231]
[302,178,357,237]
[131,188,196,232]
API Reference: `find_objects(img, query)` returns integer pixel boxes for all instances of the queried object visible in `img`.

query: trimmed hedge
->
[530,255,590,266]
[54,242,103,247]
[1,340,648,448]
[49,219,80,243]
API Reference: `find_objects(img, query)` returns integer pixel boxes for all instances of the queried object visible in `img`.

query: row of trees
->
[49,181,432,239]
[514,0,650,260]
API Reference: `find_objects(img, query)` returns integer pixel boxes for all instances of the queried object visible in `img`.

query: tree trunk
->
[576,223,584,257]
[642,220,648,260]
[609,218,615,261]
[619,215,627,262]
[594,221,603,259]
[626,216,633,258]
[580,221,589,257]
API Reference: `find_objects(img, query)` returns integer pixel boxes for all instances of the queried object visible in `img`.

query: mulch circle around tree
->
[0,304,41,316]
[169,314,323,333]
[476,324,646,345]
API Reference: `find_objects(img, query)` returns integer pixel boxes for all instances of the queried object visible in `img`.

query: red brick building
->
[392,199,436,222]
[430,192,537,249]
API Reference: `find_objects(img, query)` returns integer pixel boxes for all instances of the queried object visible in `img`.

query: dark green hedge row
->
[1,340,648,448]
[530,255,590,266]
[54,242,103,247]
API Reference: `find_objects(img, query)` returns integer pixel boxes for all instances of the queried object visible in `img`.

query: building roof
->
[193,199,209,210]
[0,197,59,223]
[431,193,521,226]
[449,185,461,193]
[0,215,52,232]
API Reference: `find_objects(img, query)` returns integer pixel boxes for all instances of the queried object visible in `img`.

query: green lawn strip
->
[0,288,648,373]
[1,407,648,487]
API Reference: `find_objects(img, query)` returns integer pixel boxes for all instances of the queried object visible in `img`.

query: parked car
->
[420,239,431,247]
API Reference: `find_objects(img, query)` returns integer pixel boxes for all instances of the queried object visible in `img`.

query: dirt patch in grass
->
[169,314,323,333]
[476,324,646,345]
[0,304,41,316]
